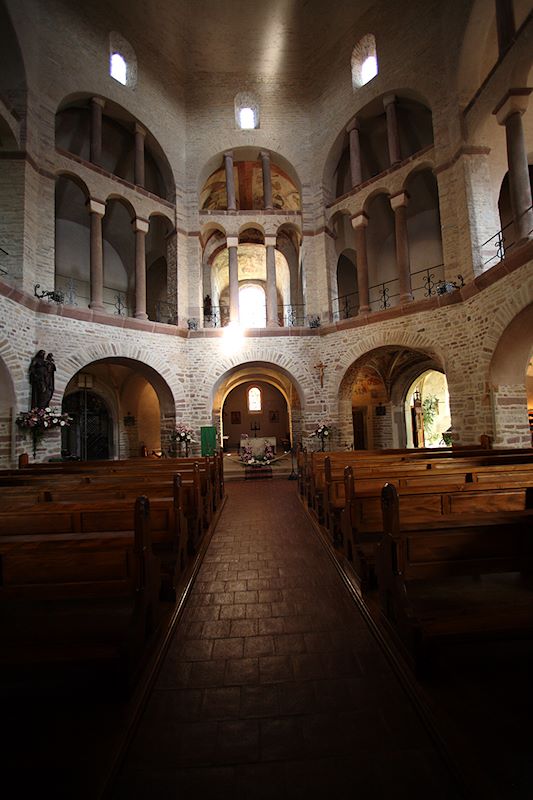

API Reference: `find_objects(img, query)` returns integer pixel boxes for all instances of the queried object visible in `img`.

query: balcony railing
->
[481,204,533,269]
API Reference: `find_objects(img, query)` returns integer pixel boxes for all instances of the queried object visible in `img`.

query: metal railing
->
[331,292,359,322]
[155,300,178,325]
[278,304,306,327]
[204,304,230,328]
[480,204,533,269]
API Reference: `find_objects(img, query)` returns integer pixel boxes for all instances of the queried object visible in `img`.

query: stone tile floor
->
[112,480,462,799]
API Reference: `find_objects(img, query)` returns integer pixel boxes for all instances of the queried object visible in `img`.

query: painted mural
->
[201,161,301,211]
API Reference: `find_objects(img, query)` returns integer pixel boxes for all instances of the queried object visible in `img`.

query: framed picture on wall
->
[231,411,241,425]
[269,410,279,422]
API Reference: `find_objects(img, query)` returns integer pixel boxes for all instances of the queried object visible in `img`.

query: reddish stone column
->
[260,151,273,210]
[494,90,533,243]
[87,198,106,312]
[390,191,413,302]
[351,213,370,314]
[134,123,146,188]
[227,236,240,322]
[224,151,236,211]
[495,0,515,55]
[90,97,105,166]
[133,217,149,319]
[346,117,362,188]
[384,93,401,165]
[265,235,278,327]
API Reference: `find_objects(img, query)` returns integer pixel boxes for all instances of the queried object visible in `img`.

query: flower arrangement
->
[240,440,275,467]
[310,421,331,451]
[171,423,195,456]
[16,406,72,458]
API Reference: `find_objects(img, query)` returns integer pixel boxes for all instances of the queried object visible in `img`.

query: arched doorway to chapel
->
[211,362,303,455]
[61,357,176,459]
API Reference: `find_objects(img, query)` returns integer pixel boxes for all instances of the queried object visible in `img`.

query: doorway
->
[62,390,112,460]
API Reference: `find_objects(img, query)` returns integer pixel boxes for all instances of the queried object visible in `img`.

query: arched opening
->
[404,370,451,448]
[102,198,135,316]
[334,250,358,321]
[55,174,91,305]
[366,193,397,310]
[61,358,176,459]
[239,284,266,328]
[498,165,533,252]
[147,214,175,323]
[404,168,444,296]
[0,354,16,467]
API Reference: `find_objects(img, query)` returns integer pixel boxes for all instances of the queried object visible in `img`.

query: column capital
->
[383,93,397,108]
[264,235,277,247]
[91,96,106,109]
[351,212,369,229]
[493,88,532,124]
[390,191,410,210]
[227,236,239,248]
[86,198,106,217]
[132,217,150,234]
[223,150,234,160]
[346,116,359,134]
[259,150,271,160]
[134,122,147,137]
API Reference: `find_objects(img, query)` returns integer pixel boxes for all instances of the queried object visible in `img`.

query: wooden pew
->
[376,483,533,674]
[0,496,163,691]
[338,465,533,590]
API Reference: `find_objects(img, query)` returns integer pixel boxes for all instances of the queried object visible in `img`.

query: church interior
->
[0,0,532,797]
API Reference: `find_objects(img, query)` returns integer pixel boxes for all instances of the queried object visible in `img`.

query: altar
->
[240,435,276,456]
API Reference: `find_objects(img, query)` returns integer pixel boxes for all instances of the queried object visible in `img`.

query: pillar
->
[346,117,362,188]
[390,191,413,302]
[383,93,401,165]
[494,90,533,244]
[224,151,236,211]
[87,198,106,312]
[133,217,149,319]
[134,123,146,188]
[495,0,516,55]
[227,236,239,322]
[351,213,370,314]
[265,235,278,327]
[260,151,273,210]
[90,97,105,166]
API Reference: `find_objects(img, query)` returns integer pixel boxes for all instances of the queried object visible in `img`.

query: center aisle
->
[112,480,461,798]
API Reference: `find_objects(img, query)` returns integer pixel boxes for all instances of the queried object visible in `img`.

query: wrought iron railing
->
[278,304,306,327]
[368,277,400,311]
[155,300,178,325]
[204,304,230,328]
[410,263,445,299]
[331,292,359,322]
[480,204,533,268]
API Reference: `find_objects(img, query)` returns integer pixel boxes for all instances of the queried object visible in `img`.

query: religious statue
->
[29,350,55,409]
[314,361,325,388]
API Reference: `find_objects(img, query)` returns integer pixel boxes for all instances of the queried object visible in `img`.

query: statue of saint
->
[29,350,55,409]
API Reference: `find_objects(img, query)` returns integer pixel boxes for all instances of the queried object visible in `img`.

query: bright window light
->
[239,284,266,327]
[361,55,378,85]
[239,107,255,129]
[110,52,127,85]
[248,387,261,412]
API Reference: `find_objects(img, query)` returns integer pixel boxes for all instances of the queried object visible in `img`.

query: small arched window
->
[235,92,260,129]
[351,34,378,89]
[248,386,262,412]
[109,32,137,88]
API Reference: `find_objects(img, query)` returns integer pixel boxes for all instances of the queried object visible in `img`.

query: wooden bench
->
[0,496,163,692]
[338,466,533,590]
[376,483,533,674]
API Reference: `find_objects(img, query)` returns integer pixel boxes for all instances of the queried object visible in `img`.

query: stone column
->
[495,0,515,55]
[224,151,236,211]
[87,198,106,312]
[390,191,413,302]
[346,117,362,188]
[383,93,401,165]
[134,123,146,188]
[227,236,239,322]
[133,217,149,319]
[260,151,273,209]
[265,235,278,327]
[494,89,533,244]
[351,213,370,314]
[90,97,105,165]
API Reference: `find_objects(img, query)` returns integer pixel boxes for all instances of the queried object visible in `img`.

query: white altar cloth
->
[240,436,276,456]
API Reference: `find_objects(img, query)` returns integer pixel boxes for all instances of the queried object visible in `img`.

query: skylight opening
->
[110,52,127,85]
[239,107,256,130]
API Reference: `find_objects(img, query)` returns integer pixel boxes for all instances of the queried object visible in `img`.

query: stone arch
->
[0,348,19,467]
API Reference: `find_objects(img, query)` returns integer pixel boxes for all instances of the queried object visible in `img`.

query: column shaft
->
[134,124,146,188]
[384,95,401,165]
[261,152,273,209]
[353,219,370,314]
[134,221,149,319]
[347,120,362,187]
[228,245,239,322]
[88,201,105,312]
[505,111,533,242]
[224,152,236,211]
[265,243,278,327]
